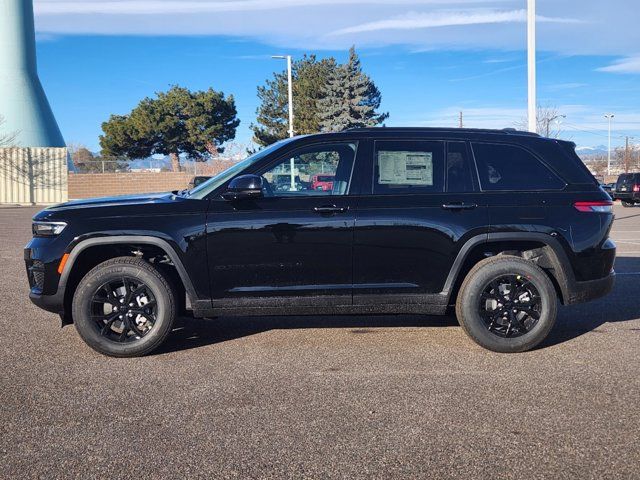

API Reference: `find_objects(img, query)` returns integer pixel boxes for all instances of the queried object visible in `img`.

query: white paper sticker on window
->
[378,151,433,185]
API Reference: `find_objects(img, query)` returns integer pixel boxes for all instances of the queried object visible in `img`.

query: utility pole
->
[272,54,295,190]
[624,136,635,173]
[459,111,463,128]
[605,113,614,176]
[527,0,537,133]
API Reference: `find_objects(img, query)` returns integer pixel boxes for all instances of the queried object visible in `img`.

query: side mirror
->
[222,174,264,201]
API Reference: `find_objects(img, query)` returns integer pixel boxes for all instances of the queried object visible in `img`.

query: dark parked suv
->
[615,172,640,207]
[26,128,616,357]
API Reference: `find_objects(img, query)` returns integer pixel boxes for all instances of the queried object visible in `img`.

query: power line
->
[563,123,630,141]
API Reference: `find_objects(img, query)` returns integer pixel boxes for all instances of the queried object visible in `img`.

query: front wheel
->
[72,256,177,357]
[455,256,557,353]
[622,200,634,207]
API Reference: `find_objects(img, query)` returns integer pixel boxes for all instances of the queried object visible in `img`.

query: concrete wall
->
[0,147,68,204]
[67,160,236,199]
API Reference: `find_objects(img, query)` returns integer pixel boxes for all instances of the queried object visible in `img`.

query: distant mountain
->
[576,145,609,157]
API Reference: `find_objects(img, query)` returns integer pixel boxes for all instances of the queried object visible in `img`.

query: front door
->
[206,141,360,309]
[353,139,489,306]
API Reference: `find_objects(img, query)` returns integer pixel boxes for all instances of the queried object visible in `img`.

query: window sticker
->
[378,151,433,185]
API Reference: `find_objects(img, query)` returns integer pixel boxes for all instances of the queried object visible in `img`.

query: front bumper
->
[29,289,65,314]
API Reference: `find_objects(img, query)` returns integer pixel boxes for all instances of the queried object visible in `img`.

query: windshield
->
[187,139,292,199]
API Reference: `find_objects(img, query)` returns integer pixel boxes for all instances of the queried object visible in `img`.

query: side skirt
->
[193,294,449,318]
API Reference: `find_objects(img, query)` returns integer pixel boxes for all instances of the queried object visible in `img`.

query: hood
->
[44,192,176,212]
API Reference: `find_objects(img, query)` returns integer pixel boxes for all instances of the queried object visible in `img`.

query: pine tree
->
[251,55,337,147]
[318,47,388,132]
[100,85,239,171]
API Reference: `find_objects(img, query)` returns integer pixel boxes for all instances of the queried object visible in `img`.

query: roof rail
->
[343,126,541,137]
[501,128,540,137]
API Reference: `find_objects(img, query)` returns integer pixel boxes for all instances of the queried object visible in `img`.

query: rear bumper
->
[615,192,639,202]
[565,271,615,305]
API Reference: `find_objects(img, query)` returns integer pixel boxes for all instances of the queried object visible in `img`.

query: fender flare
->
[58,235,199,303]
[442,232,574,303]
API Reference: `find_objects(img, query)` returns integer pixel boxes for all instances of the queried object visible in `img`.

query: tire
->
[72,256,177,357]
[455,255,557,353]
[622,201,634,207]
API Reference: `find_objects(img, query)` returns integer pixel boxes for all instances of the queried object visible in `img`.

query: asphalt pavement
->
[1,205,639,479]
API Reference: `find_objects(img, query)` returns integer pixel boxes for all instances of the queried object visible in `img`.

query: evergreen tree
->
[251,55,337,147]
[100,85,239,171]
[318,46,388,132]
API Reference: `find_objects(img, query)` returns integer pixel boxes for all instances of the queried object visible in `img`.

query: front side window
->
[259,142,357,197]
[472,142,565,191]
[188,138,295,199]
[373,140,445,194]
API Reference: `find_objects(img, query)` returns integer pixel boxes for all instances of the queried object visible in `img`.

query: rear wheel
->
[455,256,557,353]
[622,200,634,207]
[72,256,176,357]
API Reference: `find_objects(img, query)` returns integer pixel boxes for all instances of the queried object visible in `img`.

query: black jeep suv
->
[615,172,640,207]
[25,128,616,357]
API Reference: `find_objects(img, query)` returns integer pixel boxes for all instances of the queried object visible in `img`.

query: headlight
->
[32,221,67,236]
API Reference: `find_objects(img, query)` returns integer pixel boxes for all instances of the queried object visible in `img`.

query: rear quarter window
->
[471,142,566,191]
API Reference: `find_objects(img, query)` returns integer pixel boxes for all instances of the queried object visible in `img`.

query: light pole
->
[527,0,537,133]
[272,54,295,190]
[545,114,566,137]
[605,113,615,176]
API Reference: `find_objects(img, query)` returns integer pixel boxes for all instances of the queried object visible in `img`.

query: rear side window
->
[472,142,565,191]
[447,141,474,193]
[373,140,444,194]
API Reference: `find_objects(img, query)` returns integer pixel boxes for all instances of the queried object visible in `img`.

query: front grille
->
[30,260,45,290]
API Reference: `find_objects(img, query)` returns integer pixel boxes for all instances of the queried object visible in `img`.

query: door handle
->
[442,203,477,211]
[313,205,347,214]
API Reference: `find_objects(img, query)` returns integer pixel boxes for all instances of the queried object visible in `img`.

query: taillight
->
[574,200,613,213]
[633,184,640,192]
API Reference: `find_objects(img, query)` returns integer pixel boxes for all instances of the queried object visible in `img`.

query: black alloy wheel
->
[478,274,541,338]
[72,256,176,357]
[90,277,158,342]
[455,255,557,353]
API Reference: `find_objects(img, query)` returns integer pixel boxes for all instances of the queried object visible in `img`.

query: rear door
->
[470,142,567,232]
[352,138,489,307]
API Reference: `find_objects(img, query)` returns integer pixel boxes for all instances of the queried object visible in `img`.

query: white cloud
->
[31,0,640,58]
[34,0,507,15]
[330,9,580,36]
[411,104,634,134]
[597,56,640,74]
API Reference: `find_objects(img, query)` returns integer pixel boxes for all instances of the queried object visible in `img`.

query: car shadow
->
[156,256,640,355]
[158,313,460,355]
[539,255,640,348]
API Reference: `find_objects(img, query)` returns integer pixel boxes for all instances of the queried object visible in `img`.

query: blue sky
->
[32,0,640,152]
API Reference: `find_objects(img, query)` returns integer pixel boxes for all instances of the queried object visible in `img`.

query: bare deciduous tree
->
[0,115,18,147]
[516,104,565,138]
[1,115,66,203]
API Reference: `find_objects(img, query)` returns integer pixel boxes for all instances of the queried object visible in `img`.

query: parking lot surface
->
[1,205,639,479]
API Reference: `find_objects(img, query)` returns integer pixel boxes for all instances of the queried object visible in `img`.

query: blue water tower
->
[0,0,65,148]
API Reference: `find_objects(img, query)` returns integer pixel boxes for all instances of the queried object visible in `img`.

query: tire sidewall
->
[73,261,174,357]
[458,258,557,353]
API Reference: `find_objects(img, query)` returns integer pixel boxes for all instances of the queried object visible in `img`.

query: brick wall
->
[68,161,236,199]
